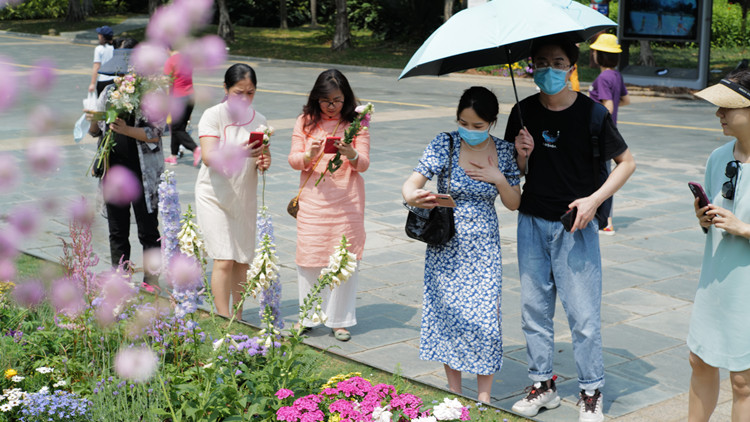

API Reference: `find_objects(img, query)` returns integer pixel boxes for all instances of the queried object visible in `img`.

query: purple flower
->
[174,0,213,27]
[102,165,142,206]
[26,105,57,135]
[168,253,202,292]
[276,389,295,400]
[96,271,137,325]
[0,258,15,280]
[146,4,191,47]
[140,90,170,125]
[68,196,94,226]
[28,59,57,94]
[158,170,181,274]
[0,153,20,192]
[131,42,169,76]
[25,137,62,177]
[184,35,227,72]
[0,56,18,112]
[8,203,41,237]
[12,279,45,308]
[0,227,20,260]
[51,277,86,318]
[114,346,159,383]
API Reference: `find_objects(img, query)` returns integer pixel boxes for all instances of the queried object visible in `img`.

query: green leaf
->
[105,109,118,124]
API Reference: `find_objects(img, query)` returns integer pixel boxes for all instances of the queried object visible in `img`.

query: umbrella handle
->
[506,48,524,129]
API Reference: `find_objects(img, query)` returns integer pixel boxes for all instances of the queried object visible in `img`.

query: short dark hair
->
[224,63,257,90]
[530,34,580,66]
[726,68,750,90]
[302,69,358,131]
[594,50,619,68]
[116,38,138,49]
[456,86,499,126]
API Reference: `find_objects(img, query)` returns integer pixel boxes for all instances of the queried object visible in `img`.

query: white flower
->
[52,380,67,388]
[0,403,12,412]
[412,417,437,422]
[372,405,392,422]
[37,386,49,394]
[10,375,24,383]
[35,367,54,374]
[433,398,463,421]
[264,336,272,348]
[310,312,323,324]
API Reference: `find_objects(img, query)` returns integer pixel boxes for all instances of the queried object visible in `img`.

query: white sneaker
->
[578,390,604,422]
[511,378,561,417]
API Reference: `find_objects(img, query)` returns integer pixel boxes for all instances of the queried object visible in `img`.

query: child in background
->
[588,33,630,235]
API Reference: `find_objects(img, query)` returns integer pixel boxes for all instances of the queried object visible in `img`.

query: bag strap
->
[441,132,454,195]
[589,102,608,190]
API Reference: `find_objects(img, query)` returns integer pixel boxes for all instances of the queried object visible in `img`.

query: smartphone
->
[560,207,577,232]
[434,193,456,208]
[324,136,341,154]
[688,182,710,209]
[248,132,264,149]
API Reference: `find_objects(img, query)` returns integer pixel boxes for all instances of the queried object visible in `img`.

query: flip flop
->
[332,329,351,342]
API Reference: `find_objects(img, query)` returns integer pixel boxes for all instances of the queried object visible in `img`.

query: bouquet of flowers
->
[315,102,373,186]
[89,72,168,177]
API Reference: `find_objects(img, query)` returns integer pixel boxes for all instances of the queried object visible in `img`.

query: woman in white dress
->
[195,64,271,317]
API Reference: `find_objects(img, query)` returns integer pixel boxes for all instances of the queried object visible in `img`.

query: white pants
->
[297,263,358,328]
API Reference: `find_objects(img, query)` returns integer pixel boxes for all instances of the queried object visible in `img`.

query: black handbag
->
[405,133,455,245]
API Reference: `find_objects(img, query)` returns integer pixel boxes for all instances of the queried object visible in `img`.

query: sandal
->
[332,328,351,342]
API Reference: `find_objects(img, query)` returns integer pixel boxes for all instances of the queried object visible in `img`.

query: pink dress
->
[288,115,370,267]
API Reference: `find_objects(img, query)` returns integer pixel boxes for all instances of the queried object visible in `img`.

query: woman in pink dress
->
[288,69,370,341]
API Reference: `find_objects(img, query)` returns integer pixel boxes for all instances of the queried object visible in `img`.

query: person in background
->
[689,69,750,422]
[588,33,630,235]
[288,69,369,342]
[163,47,200,167]
[195,63,271,318]
[88,25,115,96]
[402,86,520,402]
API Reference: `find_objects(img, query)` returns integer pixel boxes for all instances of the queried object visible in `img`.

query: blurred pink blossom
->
[175,0,213,27]
[114,346,159,383]
[167,95,187,123]
[8,204,41,237]
[131,42,169,76]
[184,35,227,72]
[29,59,57,94]
[0,258,15,280]
[102,166,142,206]
[140,90,170,124]
[68,196,94,226]
[226,96,254,123]
[0,57,18,112]
[25,138,62,177]
[12,279,44,308]
[51,277,86,318]
[0,228,20,260]
[146,4,191,47]
[211,142,247,178]
[96,271,137,325]
[167,253,202,291]
[143,248,162,276]
[0,153,20,193]
[26,105,58,135]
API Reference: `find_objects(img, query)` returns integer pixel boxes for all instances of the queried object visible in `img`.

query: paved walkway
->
[0,31,735,421]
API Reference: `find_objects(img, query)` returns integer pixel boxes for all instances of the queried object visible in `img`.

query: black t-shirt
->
[504,93,628,221]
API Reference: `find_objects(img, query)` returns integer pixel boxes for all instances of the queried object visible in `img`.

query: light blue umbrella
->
[399,0,616,80]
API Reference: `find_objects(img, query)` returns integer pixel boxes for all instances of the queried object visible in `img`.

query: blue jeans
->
[517,212,605,390]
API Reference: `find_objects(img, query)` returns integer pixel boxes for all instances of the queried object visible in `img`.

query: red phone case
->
[324,137,341,154]
[688,182,710,209]
[248,132,264,148]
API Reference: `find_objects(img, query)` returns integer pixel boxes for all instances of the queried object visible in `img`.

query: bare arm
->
[89,62,101,93]
[619,94,631,107]
[402,172,439,209]
[109,118,160,143]
[601,99,615,115]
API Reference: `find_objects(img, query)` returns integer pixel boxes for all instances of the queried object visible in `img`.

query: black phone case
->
[561,208,577,232]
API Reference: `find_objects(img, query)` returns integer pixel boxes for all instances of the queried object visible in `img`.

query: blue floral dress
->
[414,131,520,375]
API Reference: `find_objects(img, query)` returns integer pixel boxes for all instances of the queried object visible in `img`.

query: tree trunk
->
[148,0,160,15]
[280,0,288,29]
[82,0,93,16]
[66,0,84,23]
[310,0,319,28]
[638,40,655,67]
[444,0,454,22]
[331,0,351,51]
[217,0,235,44]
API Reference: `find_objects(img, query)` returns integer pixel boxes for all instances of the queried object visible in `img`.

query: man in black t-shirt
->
[504,35,636,422]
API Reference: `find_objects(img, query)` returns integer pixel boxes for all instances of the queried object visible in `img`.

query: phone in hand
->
[560,207,578,232]
[688,182,710,210]
[324,136,341,154]
[434,193,456,208]
[248,132,264,149]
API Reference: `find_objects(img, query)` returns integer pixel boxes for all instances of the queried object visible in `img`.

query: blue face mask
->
[533,67,569,95]
[457,126,489,146]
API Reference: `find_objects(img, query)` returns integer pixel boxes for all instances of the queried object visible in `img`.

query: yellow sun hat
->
[590,34,622,53]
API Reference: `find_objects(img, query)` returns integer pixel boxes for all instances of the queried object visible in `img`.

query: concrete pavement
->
[0,31,735,421]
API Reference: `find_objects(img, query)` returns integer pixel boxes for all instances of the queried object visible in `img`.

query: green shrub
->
[711,0,749,47]
[0,0,125,20]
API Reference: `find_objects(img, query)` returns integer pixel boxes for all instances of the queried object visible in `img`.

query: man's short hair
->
[530,34,580,66]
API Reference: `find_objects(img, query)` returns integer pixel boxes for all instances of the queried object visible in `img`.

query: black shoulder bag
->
[405,133,456,245]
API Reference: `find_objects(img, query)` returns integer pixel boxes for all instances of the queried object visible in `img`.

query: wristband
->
[348,150,359,161]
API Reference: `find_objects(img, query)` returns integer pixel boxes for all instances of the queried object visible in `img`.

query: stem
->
[261,171,266,209]
[156,371,179,422]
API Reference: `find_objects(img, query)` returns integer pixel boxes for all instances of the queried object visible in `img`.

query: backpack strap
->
[589,102,609,186]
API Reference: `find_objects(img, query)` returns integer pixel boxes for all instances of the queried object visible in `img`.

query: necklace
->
[462,138,491,151]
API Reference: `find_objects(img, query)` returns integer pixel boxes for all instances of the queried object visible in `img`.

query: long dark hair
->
[224,63,257,90]
[457,86,499,127]
[302,69,358,131]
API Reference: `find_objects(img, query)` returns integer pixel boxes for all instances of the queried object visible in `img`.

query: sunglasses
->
[722,160,741,200]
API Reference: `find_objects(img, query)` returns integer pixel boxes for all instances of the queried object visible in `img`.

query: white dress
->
[194,102,266,264]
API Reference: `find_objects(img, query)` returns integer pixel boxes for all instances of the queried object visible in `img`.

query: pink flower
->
[460,407,470,421]
[25,138,62,177]
[8,204,41,237]
[140,90,170,124]
[146,4,191,47]
[226,95,254,122]
[12,279,45,308]
[26,105,57,135]
[0,153,20,193]
[293,395,322,412]
[174,0,213,27]
[211,142,247,178]
[131,42,169,76]
[114,346,159,383]
[300,410,325,422]
[167,253,202,292]
[68,196,94,226]
[29,59,57,94]
[321,387,339,396]
[329,399,355,415]
[102,166,142,206]
[0,56,18,112]
[0,228,20,260]
[0,258,16,280]
[184,35,227,72]
[51,277,86,318]
[276,406,301,422]
[276,388,295,400]
[96,271,137,325]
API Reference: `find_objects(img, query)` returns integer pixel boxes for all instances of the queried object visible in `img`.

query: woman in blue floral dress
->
[402,86,521,402]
